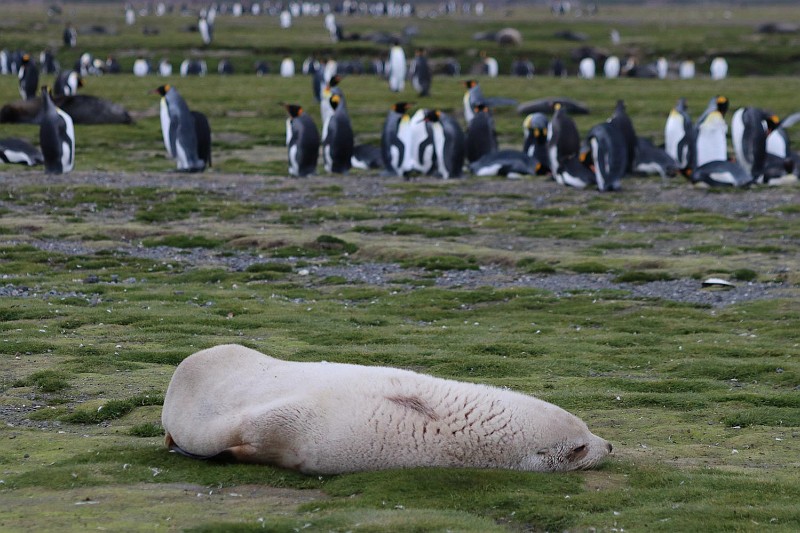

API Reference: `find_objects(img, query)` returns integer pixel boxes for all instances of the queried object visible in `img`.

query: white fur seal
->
[162,344,612,474]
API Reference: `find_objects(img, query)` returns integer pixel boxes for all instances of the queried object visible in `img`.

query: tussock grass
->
[63,394,164,424]
[129,422,164,437]
[12,370,71,393]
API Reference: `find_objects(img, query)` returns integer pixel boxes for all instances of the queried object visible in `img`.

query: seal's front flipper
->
[165,432,249,463]
[165,432,215,460]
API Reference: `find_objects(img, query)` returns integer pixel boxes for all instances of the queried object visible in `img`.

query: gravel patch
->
[312,263,793,307]
[6,240,791,307]
[0,171,797,308]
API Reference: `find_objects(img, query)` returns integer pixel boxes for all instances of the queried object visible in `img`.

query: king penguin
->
[634,137,678,180]
[465,103,498,163]
[283,103,320,177]
[320,75,345,130]
[18,54,39,101]
[692,160,753,188]
[731,107,768,179]
[763,112,800,183]
[691,96,753,187]
[664,97,695,176]
[609,99,637,174]
[381,102,413,177]
[400,108,435,177]
[424,109,465,178]
[547,103,581,180]
[709,57,728,80]
[53,70,83,96]
[522,112,550,175]
[0,137,44,166]
[603,56,620,79]
[387,41,407,92]
[765,114,794,160]
[280,57,295,78]
[351,144,384,170]
[410,48,432,97]
[191,110,212,170]
[469,150,537,178]
[198,14,213,46]
[322,93,354,173]
[39,86,75,174]
[556,156,597,189]
[311,64,324,102]
[153,84,205,172]
[462,79,484,124]
[578,57,596,79]
[584,122,627,191]
[695,95,729,168]
[462,79,517,125]
[549,105,595,188]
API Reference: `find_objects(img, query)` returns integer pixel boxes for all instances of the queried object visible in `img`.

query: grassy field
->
[1,2,800,174]
[1,2,800,532]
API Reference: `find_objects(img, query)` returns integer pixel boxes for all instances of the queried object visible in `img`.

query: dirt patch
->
[1,483,327,531]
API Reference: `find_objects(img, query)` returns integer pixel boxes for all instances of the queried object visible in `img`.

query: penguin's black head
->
[474,103,488,113]
[523,114,533,130]
[393,102,412,114]
[716,96,729,115]
[152,84,170,96]
[330,94,341,110]
[284,104,303,118]
[328,75,342,88]
[423,109,441,122]
[22,54,31,63]
[580,148,593,168]
[464,79,477,89]
[766,114,780,132]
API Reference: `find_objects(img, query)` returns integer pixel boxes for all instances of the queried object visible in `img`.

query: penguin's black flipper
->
[777,112,800,130]
[517,97,590,116]
[484,96,518,109]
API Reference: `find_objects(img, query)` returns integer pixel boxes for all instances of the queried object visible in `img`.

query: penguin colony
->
[1,3,798,189]
[275,74,792,190]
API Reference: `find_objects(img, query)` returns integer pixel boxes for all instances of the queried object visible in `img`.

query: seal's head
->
[521,404,612,472]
